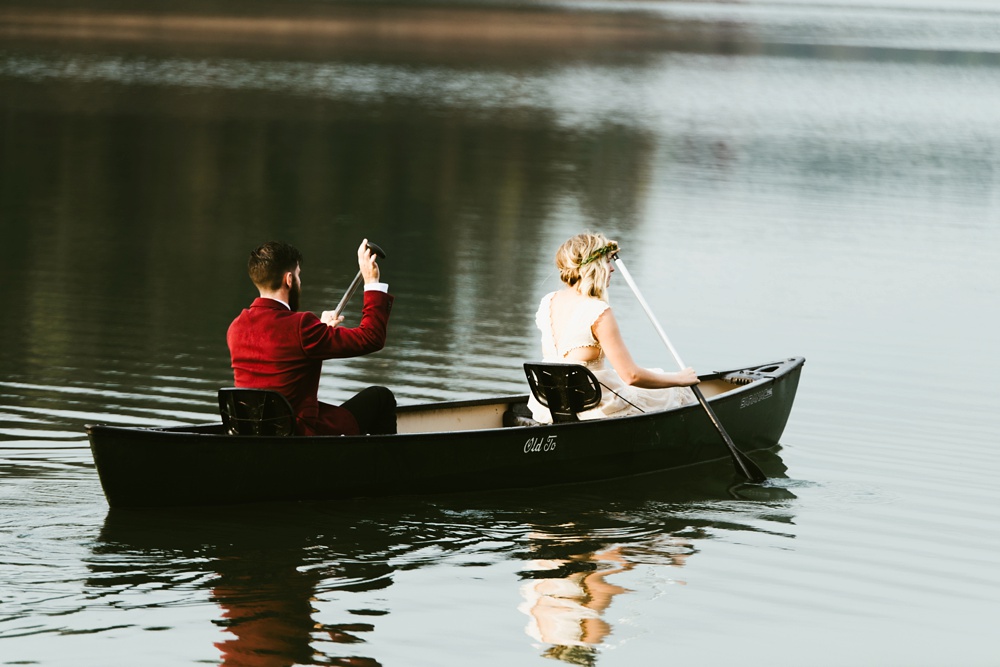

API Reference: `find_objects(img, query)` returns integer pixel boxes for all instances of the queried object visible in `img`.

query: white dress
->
[527,291,696,423]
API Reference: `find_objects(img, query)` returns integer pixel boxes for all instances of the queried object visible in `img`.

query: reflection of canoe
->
[86,357,804,508]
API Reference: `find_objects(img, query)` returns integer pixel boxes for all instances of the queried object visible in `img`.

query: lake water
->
[2,1,999,665]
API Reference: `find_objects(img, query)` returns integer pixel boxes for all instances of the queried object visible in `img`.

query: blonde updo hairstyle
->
[555,232,618,301]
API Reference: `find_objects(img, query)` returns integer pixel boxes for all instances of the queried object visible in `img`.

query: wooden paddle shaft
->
[612,254,767,483]
[332,273,364,319]
[332,242,387,319]
[611,257,686,369]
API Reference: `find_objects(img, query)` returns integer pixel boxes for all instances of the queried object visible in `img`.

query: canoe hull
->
[87,357,804,507]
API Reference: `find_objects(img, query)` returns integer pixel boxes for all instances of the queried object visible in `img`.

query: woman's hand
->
[358,238,380,284]
[673,367,700,387]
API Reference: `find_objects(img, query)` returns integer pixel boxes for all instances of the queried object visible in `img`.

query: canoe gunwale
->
[85,357,803,442]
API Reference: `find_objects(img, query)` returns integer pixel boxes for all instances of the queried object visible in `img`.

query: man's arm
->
[301,289,393,359]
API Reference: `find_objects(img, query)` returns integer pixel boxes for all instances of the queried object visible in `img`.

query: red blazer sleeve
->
[299,289,393,359]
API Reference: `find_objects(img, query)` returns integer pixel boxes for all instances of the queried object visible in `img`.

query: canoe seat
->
[218,388,296,436]
[523,362,602,423]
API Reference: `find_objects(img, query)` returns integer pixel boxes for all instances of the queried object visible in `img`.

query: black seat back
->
[523,362,602,423]
[218,388,296,436]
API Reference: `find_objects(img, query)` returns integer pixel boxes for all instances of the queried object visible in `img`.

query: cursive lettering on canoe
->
[740,387,773,409]
[523,435,557,454]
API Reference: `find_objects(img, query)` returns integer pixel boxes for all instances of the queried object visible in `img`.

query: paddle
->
[332,241,387,319]
[610,250,768,483]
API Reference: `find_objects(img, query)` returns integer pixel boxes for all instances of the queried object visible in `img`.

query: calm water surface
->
[2,1,999,665]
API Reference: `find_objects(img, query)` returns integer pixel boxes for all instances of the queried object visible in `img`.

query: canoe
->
[86,357,804,508]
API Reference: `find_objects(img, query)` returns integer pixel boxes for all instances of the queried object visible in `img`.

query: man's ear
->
[283,272,294,289]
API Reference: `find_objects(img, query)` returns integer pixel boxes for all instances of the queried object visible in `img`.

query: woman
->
[527,232,699,423]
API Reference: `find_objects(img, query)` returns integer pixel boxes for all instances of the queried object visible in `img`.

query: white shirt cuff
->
[364,282,389,293]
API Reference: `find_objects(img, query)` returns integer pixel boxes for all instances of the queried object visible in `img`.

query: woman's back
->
[536,290,610,365]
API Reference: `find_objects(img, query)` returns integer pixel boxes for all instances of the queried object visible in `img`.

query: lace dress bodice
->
[535,292,610,369]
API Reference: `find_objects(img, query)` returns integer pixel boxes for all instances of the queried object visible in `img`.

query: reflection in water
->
[518,538,682,666]
[86,455,793,666]
[0,43,659,418]
[211,558,327,667]
[2,1,998,662]
[512,452,793,664]
[90,506,393,667]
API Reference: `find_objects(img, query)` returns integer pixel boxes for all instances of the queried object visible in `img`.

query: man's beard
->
[288,279,301,312]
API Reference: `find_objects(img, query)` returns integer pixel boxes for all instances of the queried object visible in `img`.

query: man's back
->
[227,291,392,435]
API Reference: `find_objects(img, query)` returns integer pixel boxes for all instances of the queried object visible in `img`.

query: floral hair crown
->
[579,242,620,267]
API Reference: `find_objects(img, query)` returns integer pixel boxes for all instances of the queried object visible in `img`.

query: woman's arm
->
[592,308,698,389]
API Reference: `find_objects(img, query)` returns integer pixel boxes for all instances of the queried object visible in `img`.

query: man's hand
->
[359,238,380,284]
[320,311,345,327]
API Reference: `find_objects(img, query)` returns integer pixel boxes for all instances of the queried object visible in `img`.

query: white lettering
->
[739,387,773,409]
[523,435,558,454]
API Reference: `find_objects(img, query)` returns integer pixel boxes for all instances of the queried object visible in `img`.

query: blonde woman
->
[528,232,699,423]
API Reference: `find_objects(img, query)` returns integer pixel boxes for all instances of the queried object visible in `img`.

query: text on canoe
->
[524,435,557,453]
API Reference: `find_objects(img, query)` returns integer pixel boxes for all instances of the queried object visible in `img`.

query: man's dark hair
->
[248,241,303,290]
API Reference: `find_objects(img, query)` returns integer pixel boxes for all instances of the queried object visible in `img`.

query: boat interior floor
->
[396,376,754,435]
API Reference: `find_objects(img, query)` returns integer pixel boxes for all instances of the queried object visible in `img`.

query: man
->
[227,239,396,436]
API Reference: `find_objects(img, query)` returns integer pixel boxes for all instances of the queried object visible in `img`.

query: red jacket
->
[227,291,393,436]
